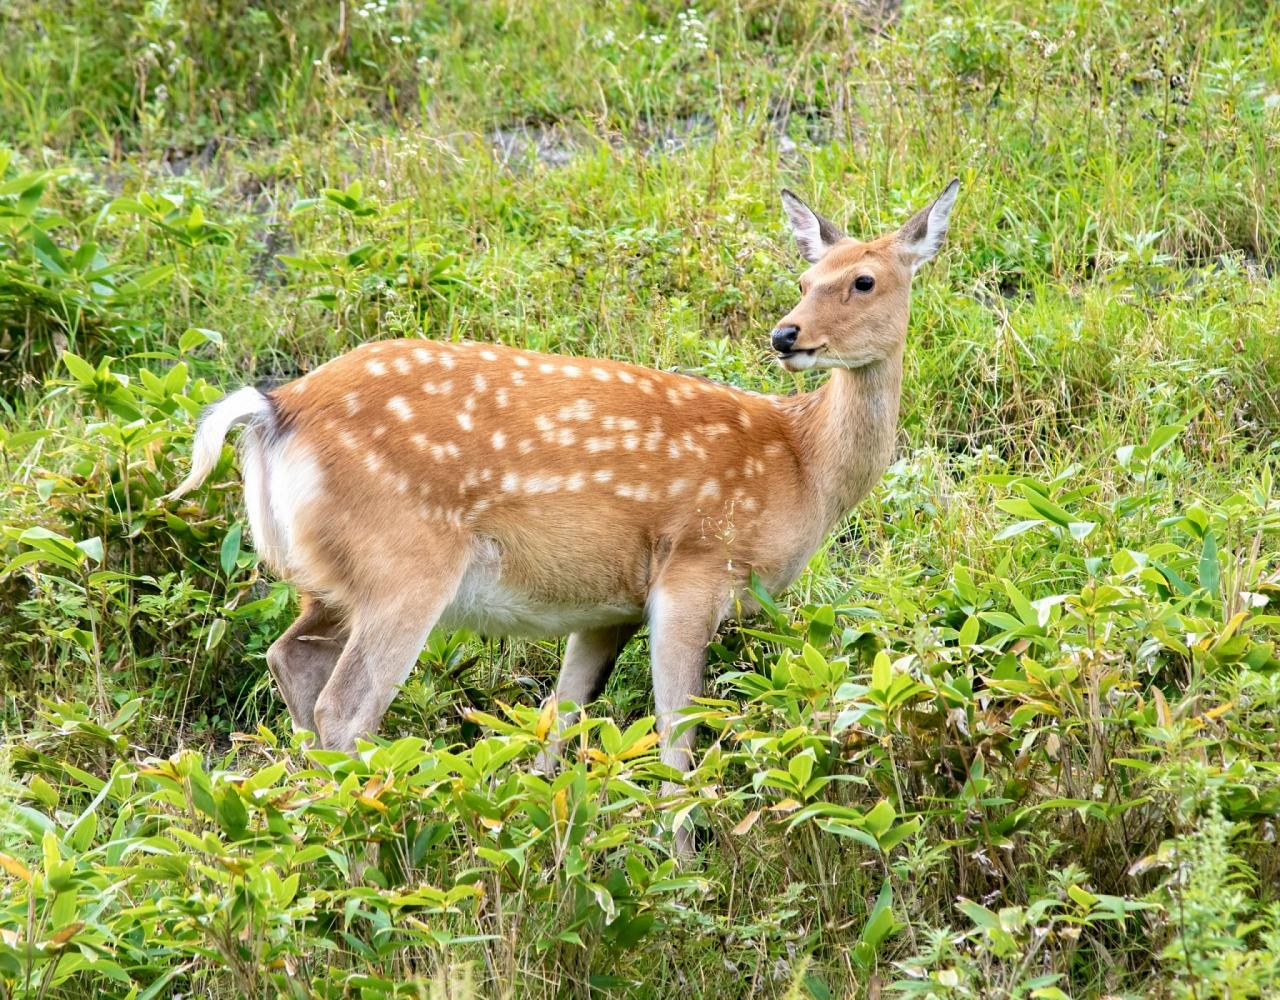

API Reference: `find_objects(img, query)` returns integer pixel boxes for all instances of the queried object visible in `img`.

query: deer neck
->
[785,348,904,528]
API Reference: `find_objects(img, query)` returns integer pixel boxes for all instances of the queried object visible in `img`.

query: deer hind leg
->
[647,566,729,855]
[311,547,469,752]
[266,592,349,735]
[536,623,639,771]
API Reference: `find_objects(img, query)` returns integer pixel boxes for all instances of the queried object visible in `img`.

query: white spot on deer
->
[495,387,510,407]
[700,422,730,437]
[667,441,681,460]
[562,364,582,378]
[480,349,498,362]
[638,379,654,394]
[471,497,493,515]
[586,436,616,453]
[364,452,384,474]
[411,433,428,449]
[592,469,614,484]
[345,391,361,416]
[538,363,556,374]
[369,344,384,354]
[430,444,447,462]
[666,388,682,405]
[644,430,664,451]
[681,432,708,460]
[472,374,488,392]
[736,410,752,430]
[511,371,526,386]
[457,412,474,431]
[437,352,456,370]
[523,474,563,494]
[340,431,358,450]
[393,357,411,375]
[617,370,635,385]
[501,472,519,492]
[534,414,555,433]
[565,472,585,491]
[387,395,413,421]
[491,431,507,450]
[413,348,433,365]
[616,483,655,502]
[444,442,460,458]
[667,478,689,496]
[558,399,595,422]
[517,439,535,455]
[679,383,697,400]
[591,368,611,382]
[392,472,410,493]
[367,360,388,376]
[741,496,759,512]
[372,425,387,439]
[513,354,530,367]
[622,434,639,451]
[697,480,721,501]
[553,428,577,447]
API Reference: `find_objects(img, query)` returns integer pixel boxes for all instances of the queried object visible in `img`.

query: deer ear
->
[781,189,846,263]
[898,178,959,271]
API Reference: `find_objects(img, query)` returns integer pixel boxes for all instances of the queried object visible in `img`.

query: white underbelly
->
[439,541,642,638]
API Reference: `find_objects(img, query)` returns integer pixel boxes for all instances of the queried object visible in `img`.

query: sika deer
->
[169,180,959,847]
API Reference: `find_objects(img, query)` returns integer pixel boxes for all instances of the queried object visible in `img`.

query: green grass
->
[2,1,1280,997]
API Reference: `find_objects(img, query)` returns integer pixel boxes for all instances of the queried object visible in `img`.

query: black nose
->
[772,325,799,353]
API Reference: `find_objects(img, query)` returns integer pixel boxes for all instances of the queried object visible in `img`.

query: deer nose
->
[771,325,800,354]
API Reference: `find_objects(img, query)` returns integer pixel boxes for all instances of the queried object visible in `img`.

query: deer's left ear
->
[897,178,959,271]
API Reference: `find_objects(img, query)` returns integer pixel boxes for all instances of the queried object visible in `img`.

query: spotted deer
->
[169,179,959,843]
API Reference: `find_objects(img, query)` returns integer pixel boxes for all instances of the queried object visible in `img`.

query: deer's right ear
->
[781,189,845,263]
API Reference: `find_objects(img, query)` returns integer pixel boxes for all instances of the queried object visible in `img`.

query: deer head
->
[772,179,959,371]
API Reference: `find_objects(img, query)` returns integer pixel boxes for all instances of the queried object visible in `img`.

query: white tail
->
[166,387,273,500]
[171,180,959,853]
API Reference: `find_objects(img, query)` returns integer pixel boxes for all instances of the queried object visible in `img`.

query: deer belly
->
[438,540,642,638]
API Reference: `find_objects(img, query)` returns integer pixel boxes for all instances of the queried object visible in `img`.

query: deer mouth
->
[777,346,824,372]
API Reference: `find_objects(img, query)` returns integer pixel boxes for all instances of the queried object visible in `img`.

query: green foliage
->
[1,0,1279,996]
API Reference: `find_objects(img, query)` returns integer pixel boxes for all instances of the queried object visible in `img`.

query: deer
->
[168,178,959,851]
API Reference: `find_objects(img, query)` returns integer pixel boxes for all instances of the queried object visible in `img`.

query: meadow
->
[1,0,1279,996]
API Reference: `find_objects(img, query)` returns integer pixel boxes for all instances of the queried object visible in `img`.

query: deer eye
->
[853,274,875,293]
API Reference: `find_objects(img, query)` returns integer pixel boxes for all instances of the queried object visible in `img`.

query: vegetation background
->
[1,0,1279,996]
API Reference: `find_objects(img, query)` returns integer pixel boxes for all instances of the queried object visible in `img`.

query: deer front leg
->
[535,623,639,772]
[647,570,728,856]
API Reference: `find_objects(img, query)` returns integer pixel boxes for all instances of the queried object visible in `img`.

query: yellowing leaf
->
[618,732,660,760]
[0,853,32,883]
[768,798,801,813]
[535,698,557,742]
[731,809,761,836]
[47,922,84,947]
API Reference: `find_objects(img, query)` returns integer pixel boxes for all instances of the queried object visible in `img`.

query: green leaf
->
[179,327,224,352]
[62,351,98,384]
[220,523,242,576]
[1199,531,1220,598]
